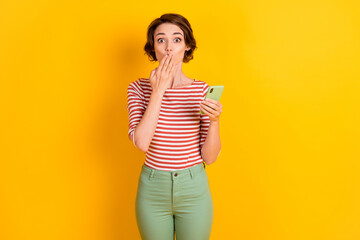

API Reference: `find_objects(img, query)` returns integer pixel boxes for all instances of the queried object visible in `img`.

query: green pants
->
[135,163,214,240]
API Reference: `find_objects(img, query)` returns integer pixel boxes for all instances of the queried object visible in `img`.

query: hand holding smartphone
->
[200,85,224,114]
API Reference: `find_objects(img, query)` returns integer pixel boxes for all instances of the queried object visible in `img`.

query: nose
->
[166,43,173,53]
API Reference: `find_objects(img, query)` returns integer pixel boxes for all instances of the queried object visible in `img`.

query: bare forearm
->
[133,91,164,152]
[201,121,221,165]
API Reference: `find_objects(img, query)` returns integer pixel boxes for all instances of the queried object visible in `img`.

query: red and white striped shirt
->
[127,78,210,171]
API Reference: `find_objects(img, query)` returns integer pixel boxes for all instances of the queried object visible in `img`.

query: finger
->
[158,54,169,73]
[170,58,176,73]
[167,61,175,79]
[150,70,156,79]
[165,55,174,73]
[201,102,218,115]
[153,68,159,80]
[206,99,223,113]
[202,100,218,111]
[200,104,215,118]
[205,98,218,104]
[170,62,176,75]
[161,54,172,74]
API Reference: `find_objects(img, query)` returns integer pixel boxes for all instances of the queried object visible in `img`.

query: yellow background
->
[1,0,359,239]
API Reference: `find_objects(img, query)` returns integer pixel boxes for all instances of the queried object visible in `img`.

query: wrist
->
[151,90,164,99]
[210,120,220,125]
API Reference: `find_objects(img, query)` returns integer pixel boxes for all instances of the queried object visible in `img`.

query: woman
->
[126,13,222,240]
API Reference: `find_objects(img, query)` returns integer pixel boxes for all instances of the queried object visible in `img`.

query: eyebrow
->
[155,32,183,37]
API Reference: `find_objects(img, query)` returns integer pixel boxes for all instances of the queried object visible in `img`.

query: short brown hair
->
[144,13,197,63]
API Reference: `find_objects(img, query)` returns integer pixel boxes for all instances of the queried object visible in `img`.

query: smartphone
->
[200,85,224,114]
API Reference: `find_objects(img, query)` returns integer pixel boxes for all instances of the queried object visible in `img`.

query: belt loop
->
[189,168,193,179]
[203,161,206,169]
[149,169,155,180]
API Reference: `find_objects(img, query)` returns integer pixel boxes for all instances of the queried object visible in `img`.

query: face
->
[153,23,190,64]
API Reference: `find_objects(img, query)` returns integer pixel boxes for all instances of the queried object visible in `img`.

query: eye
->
[156,38,182,43]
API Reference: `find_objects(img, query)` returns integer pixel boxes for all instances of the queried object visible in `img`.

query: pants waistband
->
[141,162,206,181]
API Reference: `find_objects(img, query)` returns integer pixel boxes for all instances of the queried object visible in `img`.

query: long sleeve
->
[127,80,145,146]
